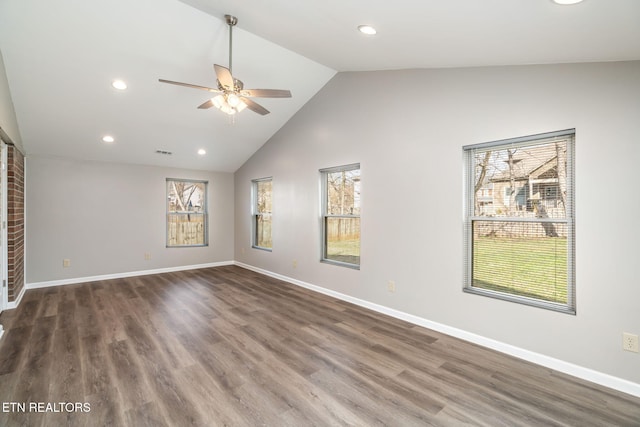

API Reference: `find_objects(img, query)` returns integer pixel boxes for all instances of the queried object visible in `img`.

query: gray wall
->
[234,61,640,384]
[0,48,23,149]
[26,156,234,283]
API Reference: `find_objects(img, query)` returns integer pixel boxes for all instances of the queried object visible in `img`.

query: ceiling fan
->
[159,14,291,116]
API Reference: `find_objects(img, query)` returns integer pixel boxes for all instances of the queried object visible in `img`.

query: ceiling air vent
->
[155,149,173,155]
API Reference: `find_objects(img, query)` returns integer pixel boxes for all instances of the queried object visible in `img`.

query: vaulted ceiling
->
[1,0,639,172]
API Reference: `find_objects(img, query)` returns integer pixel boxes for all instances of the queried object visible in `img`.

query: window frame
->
[251,177,273,251]
[166,178,208,248]
[320,163,361,269]
[463,129,575,314]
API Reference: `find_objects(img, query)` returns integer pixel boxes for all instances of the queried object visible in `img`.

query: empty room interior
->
[1,0,640,425]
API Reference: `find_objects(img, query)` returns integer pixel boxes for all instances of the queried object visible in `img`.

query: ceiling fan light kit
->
[159,14,291,116]
[211,94,247,115]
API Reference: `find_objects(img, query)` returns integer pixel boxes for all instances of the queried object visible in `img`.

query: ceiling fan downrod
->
[225,15,238,75]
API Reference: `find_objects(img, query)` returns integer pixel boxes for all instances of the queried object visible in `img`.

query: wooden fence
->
[168,214,205,246]
[473,220,567,239]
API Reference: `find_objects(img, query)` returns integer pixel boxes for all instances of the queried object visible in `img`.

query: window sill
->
[321,259,360,270]
[463,287,575,315]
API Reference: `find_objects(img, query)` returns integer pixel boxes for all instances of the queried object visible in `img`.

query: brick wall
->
[7,145,24,302]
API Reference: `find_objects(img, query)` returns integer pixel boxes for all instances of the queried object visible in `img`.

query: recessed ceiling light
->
[112,80,127,90]
[357,25,377,35]
[102,135,115,143]
[197,149,206,155]
[552,0,584,4]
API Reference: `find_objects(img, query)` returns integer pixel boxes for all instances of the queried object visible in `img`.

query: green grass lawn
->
[325,235,567,303]
[473,236,568,303]
[326,238,360,265]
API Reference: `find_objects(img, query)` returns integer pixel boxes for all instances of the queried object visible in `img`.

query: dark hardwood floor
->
[0,265,639,426]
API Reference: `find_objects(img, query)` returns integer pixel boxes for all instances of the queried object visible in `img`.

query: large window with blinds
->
[463,130,575,313]
[320,164,361,268]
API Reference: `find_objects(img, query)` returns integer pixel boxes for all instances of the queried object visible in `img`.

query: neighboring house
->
[475,182,495,215]
[478,146,566,219]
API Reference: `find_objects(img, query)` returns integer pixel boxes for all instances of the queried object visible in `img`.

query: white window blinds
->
[463,130,575,313]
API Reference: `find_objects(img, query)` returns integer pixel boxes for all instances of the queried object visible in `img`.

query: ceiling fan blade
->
[239,88,292,98]
[197,99,214,109]
[158,79,219,93]
[214,64,235,90]
[241,97,270,115]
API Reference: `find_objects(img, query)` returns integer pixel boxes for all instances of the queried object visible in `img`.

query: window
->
[252,177,272,250]
[320,164,361,268]
[166,179,208,247]
[463,130,575,313]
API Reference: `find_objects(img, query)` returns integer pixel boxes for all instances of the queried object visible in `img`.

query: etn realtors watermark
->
[2,401,91,413]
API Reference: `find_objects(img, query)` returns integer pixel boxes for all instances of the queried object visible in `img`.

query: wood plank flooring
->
[0,265,639,426]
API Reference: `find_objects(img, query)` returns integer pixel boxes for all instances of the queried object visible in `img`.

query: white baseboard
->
[25,261,234,290]
[6,284,26,309]
[234,261,640,399]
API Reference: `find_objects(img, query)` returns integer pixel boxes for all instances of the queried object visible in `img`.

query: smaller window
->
[252,178,272,250]
[320,164,361,268]
[166,179,208,247]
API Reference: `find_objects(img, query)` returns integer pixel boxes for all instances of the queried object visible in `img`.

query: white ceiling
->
[180,0,640,71]
[1,0,639,172]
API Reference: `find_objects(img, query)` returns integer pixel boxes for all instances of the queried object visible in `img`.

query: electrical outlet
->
[292,260,298,269]
[387,280,396,293]
[241,247,246,255]
[623,333,639,353]
[144,253,151,260]
[63,259,71,268]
